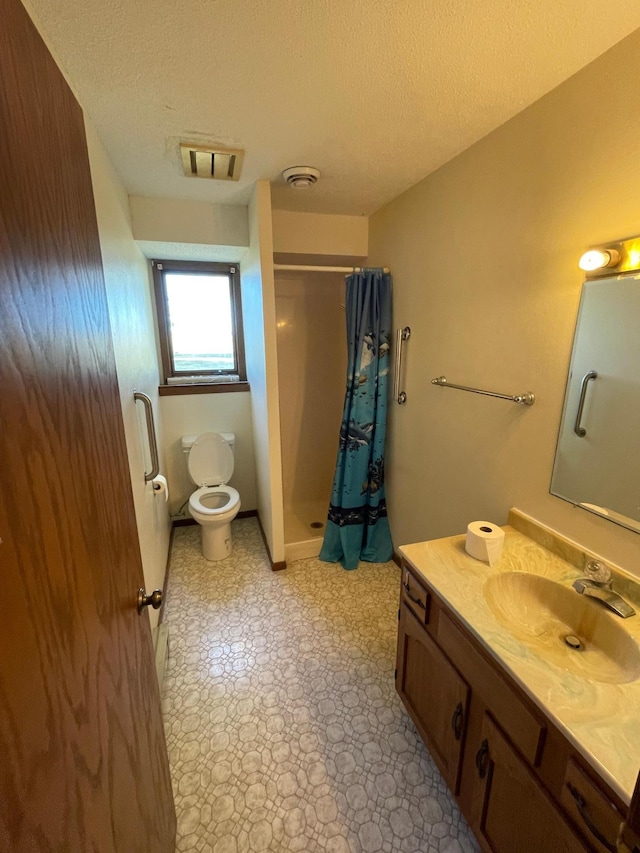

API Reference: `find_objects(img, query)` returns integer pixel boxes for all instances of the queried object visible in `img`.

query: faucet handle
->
[584,560,611,584]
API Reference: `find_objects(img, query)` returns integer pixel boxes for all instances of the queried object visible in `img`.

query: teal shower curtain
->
[320,269,394,570]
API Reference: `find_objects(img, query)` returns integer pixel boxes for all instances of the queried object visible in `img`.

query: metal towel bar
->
[393,327,411,404]
[431,376,535,406]
[134,391,160,481]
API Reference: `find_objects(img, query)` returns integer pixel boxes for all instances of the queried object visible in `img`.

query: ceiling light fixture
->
[282,166,321,189]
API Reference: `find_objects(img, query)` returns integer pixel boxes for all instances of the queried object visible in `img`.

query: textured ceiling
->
[25,0,640,215]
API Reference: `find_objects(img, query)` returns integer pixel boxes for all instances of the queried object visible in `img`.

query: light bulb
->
[578,248,620,272]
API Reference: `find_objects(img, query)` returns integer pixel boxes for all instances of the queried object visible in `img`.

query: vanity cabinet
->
[396,563,627,853]
[473,714,585,852]
[622,773,640,850]
[397,603,469,792]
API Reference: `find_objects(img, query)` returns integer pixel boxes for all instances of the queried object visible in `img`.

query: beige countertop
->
[399,511,640,805]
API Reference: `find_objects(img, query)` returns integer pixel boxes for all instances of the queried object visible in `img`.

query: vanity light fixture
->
[578,248,620,272]
[578,235,640,277]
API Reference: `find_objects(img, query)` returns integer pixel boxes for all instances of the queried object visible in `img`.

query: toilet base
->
[201,521,232,561]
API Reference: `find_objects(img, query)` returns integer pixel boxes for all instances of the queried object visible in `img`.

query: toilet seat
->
[189,485,240,518]
[188,432,234,487]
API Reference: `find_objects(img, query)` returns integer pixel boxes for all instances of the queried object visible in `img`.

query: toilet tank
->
[182,432,235,454]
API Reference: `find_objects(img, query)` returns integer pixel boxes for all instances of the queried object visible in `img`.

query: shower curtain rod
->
[273,263,389,273]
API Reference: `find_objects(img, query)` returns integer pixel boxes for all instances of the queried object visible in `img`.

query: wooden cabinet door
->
[471,715,586,853]
[397,603,469,792]
[560,759,624,853]
[621,771,640,851]
[0,1,175,851]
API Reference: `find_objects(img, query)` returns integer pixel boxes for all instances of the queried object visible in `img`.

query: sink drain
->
[310,521,324,529]
[563,634,583,651]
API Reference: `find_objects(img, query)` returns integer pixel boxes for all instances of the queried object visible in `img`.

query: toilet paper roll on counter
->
[151,474,169,502]
[465,521,505,566]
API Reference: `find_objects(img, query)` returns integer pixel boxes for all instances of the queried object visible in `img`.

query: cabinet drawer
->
[401,567,430,623]
[561,759,624,853]
[437,611,546,766]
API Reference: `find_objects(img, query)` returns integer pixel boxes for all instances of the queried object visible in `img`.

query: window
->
[152,260,246,385]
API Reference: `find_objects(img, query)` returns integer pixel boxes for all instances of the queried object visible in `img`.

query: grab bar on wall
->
[574,370,597,437]
[134,391,160,481]
[431,376,535,406]
[393,326,411,404]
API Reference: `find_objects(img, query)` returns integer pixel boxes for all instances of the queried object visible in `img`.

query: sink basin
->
[483,572,640,684]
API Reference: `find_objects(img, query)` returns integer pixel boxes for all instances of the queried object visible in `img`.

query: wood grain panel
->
[474,714,586,853]
[0,1,175,850]
[400,566,430,623]
[159,381,251,395]
[625,773,640,849]
[437,610,546,767]
[397,605,469,793]
[561,759,624,853]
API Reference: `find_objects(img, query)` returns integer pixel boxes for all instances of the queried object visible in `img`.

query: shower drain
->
[310,521,324,529]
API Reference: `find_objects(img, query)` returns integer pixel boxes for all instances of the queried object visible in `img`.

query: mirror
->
[550,274,640,534]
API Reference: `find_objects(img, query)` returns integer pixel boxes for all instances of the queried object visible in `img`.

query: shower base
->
[284,500,328,562]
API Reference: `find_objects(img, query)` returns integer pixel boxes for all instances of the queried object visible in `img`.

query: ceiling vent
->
[180,143,244,181]
[282,166,321,189]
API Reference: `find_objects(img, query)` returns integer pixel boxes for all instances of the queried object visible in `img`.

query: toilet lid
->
[188,432,234,486]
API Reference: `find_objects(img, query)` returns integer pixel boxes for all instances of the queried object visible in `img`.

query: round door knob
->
[137,587,163,613]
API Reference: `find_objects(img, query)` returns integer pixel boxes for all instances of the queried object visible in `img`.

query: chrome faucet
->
[572,560,636,618]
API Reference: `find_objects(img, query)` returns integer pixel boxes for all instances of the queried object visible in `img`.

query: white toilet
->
[182,432,241,561]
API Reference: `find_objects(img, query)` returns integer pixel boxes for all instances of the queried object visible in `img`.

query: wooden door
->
[471,714,585,853]
[0,1,176,851]
[397,604,469,793]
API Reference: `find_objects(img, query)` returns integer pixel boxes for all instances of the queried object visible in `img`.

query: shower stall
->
[274,268,347,560]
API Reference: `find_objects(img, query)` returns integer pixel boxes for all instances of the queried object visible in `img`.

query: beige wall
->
[159,391,257,516]
[272,210,368,261]
[368,29,640,576]
[85,120,171,629]
[241,181,285,562]
[130,195,249,262]
[275,272,346,512]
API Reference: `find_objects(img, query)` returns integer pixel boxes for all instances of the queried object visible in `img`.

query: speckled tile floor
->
[161,518,480,853]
